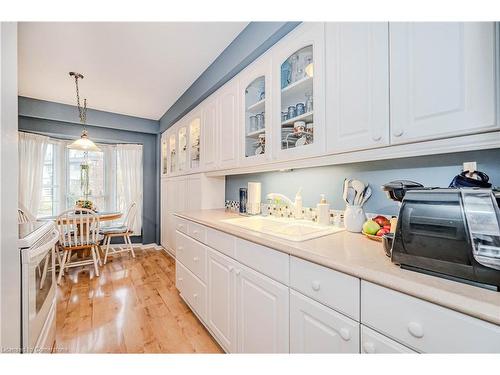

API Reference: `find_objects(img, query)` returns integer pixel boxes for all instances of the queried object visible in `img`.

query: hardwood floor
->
[55,247,223,353]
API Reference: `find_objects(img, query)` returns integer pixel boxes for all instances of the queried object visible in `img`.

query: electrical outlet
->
[463,161,477,173]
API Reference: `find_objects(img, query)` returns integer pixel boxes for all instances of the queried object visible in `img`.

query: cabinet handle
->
[339,328,351,341]
[362,342,376,354]
[311,280,321,291]
[407,322,424,338]
[193,256,199,262]
[393,129,404,137]
[372,134,382,142]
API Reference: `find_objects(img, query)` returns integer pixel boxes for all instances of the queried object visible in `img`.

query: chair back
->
[56,208,100,249]
[123,202,137,233]
[18,208,32,224]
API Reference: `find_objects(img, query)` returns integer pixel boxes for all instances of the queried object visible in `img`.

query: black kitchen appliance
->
[383,182,500,291]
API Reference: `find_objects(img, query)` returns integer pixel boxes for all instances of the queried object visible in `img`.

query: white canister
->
[247,182,262,215]
[344,204,366,233]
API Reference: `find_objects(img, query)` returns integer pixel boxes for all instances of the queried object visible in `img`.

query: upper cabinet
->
[201,96,218,171]
[273,23,326,160]
[160,130,168,176]
[218,78,240,169]
[239,54,273,165]
[326,23,390,153]
[186,108,202,172]
[390,22,497,144]
[168,131,177,175]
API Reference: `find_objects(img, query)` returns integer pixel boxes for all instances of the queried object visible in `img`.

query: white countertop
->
[175,209,500,326]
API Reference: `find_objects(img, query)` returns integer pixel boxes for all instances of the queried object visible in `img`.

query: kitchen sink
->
[221,215,344,242]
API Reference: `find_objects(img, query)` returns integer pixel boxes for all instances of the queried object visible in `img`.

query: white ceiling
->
[18,22,248,120]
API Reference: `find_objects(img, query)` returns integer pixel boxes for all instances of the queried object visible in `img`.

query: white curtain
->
[18,132,49,217]
[116,144,143,235]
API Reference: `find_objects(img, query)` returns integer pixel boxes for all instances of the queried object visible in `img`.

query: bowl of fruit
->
[361,215,393,242]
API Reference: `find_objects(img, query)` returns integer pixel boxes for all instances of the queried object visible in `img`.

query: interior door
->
[235,263,289,353]
[290,290,359,353]
[390,22,497,144]
[326,22,390,152]
[207,249,237,352]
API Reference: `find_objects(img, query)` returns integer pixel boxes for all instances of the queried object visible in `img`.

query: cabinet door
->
[235,263,289,353]
[361,325,416,354]
[187,108,202,172]
[326,22,390,152]
[167,130,177,175]
[290,290,359,353]
[218,79,239,169]
[390,22,497,144]
[165,178,176,255]
[239,54,273,165]
[187,176,201,211]
[160,178,167,249]
[160,131,168,176]
[201,97,218,171]
[177,122,189,173]
[273,22,326,161]
[207,249,237,352]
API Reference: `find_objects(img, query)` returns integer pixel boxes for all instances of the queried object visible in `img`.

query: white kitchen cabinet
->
[206,248,237,352]
[160,130,168,176]
[390,22,497,144]
[273,22,326,161]
[160,178,168,249]
[290,290,360,353]
[218,78,239,169]
[177,121,189,173]
[186,107,202,173]
[167,129,177,175]
[239,53,273,165]
[235,262,289,353]
[326,22,390,152]
[201,96,218,171]
[361,325,416,354]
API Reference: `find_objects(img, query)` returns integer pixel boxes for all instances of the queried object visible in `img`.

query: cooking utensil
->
[351,179,366,205]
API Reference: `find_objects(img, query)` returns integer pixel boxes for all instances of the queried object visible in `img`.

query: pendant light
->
[67,72,101,152]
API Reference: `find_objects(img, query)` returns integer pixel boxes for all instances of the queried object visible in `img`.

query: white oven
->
[19,221,59,353]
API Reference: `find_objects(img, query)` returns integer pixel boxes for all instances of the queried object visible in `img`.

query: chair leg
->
[126,234,136,258]
[103,236,111,265]
[57,250,68,285]
[96,244,102,266]
[91,246,100,277]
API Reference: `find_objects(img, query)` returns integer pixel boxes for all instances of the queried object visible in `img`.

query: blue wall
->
[18,99,160,244]
[226,149,500,216]
[159,22,300,132]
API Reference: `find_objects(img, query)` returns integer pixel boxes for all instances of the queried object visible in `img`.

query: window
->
[38,143,57,217]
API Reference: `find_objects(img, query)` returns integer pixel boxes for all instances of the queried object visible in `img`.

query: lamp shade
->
[67,130,101,152]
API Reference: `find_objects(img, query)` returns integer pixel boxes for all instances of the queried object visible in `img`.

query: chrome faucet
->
[266,193,295,209]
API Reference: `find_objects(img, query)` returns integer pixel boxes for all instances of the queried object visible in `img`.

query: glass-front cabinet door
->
[161,131,168,176]
[239,55,272,164]
[177,123,188,172]
[168,131,177,174]
[188,110,201,171]
[273,23,325,160]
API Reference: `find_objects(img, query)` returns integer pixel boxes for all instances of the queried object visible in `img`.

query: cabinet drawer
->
[290,290,360,353]
[361,281,500,353]
[361,325,416,354]
[176,231,207,282]
[188,222,207,243]
[206,228,235,258]
[175,217,189,235]
[290,256,360,320]
[176,261,207,322]
[235,238,289,285]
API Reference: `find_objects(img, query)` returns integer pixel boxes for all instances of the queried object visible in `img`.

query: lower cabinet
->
[290,290,359,353]
[206,249,237,353]
[361,325,415,354]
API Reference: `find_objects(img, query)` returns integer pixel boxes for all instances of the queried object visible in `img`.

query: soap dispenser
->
[294,188,303,219]
[317,194,330,226]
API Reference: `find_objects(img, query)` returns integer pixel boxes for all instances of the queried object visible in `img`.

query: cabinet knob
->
[228,266,234,272]
[407,322,424,338]
[311,280,321,291]
[372,134,382,142]
[193,256,199,262]
[362,342,376,353]
[178,277,183,282]
[339,328,351,341]
[193,293,198,299]
[393,129,404,137]
[235,269,241,276]
[193,230,199,235]
[178,246,183,252]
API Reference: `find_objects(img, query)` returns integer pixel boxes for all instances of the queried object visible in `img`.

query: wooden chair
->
[18,203,35,224]
[56,208,102,284]
[101,202,137,264]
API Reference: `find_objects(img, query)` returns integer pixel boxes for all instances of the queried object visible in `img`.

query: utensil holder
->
[344,204,366,233]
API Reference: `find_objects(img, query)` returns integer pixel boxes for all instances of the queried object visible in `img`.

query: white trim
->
[205,131,500,177]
